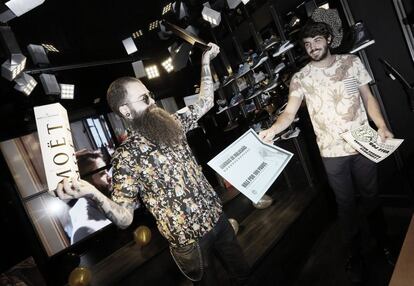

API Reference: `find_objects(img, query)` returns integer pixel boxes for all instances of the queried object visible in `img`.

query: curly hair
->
[299,20,333,46]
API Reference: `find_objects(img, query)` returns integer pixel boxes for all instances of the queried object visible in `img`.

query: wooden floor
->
[92,182,413,286]
[293,207,413,286]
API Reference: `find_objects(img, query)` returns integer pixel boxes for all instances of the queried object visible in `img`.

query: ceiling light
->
[201,6,221,27]
[241,0,250,4]
[161,57,174,73]
[59,84,75,99]
[0,26,22,56]
[227,0,241,9]
[39,73,60,95]
[41,43,59,53]
[145,65,160,79]
[131,60,146,79]
[14,73,37,96]
[5,0,44,17]
[132,29,143,39]
[148,20,159,31]
[27,44,50,65]
[1,53,26,81]
[122,37,137,55]
[162,2,173,15]
[0,9,16,23]
[172,2,188,20]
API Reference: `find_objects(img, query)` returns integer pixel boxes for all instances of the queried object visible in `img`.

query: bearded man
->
[57,43,251,285]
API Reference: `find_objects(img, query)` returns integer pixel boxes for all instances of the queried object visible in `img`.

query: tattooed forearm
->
[93,192,134,229]
[195,62,214,117]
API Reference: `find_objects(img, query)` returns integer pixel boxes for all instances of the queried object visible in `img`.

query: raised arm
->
[57,178,134,229]
[192,42,220,119]
[359,84,394,141]
[259,95,303,143]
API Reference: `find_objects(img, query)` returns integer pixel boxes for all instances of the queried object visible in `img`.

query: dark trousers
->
[196,214,251,286]
[322,154,388,255]
[171,213,250,286]
[195,214,250,285]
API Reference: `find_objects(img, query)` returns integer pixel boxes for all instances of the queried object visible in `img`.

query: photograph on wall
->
[0,114,120,256]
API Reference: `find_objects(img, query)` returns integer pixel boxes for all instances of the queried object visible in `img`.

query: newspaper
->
[341,124,404,163]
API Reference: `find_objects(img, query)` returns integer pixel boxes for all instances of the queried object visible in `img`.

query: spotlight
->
[241,0,250,4]
[227,0,241,9]
[131,60,146,78]
[1,53,26,81]
[41,43,59,53]
[162,2,173,15]
[172,1,188,20]
[148,20,159,31]
[132,29,143,39]
[0,9,15,23]
[145,65,160,79]
[161,57,174,73]
[5,0,45,17]
[122,37,138,55]
[39,73,60,95]
[27,44,50,65]
[59,84,75,99]
[14,73,37,96]
[201,6,221,27]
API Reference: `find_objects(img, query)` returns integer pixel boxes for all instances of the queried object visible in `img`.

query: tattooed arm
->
[57,178,134,229]
[192,42,220,120]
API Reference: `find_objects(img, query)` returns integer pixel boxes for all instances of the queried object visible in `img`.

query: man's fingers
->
[72,178,80,190]
[206,43,220,58]
[62,178,78,196]
[56,182,66,199]
[56,182,72,200]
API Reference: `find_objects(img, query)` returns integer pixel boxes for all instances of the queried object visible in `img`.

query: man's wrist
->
[270,124,279,133]
[201,58,211,65]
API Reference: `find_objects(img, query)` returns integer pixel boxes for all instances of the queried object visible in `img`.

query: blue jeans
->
[322,154,387,255]
[170,214,251,285]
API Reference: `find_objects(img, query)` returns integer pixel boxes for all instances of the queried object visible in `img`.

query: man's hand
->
[202,42,220,63]
[259,128,277,144]
[56,177,97,200]
[378,127,394,142]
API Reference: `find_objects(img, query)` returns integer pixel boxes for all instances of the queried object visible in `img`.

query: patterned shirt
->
[110,106,223,247]
[290,54,372,157]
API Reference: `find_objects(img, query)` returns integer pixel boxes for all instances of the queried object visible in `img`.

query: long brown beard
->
[131,105,184,147]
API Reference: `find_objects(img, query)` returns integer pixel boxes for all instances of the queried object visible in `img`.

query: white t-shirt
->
[290,54,372,157]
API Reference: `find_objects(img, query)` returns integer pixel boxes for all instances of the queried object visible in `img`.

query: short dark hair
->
[299,20,333,44]
[106,77,142,117]
[75,149,104,177]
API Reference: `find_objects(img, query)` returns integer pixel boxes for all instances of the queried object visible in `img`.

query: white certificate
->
[341,124,404,163]
[208,129,293,203]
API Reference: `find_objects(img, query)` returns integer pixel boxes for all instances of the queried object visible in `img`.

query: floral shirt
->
[290,54,372,157]
[110,106,223,247]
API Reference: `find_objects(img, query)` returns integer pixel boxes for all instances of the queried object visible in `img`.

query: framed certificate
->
[208,129,293,203]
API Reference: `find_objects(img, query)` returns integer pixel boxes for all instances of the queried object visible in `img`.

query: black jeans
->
[171,213,251,286]
[322,154,387,255]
